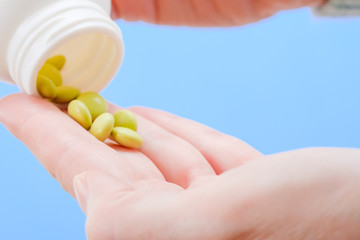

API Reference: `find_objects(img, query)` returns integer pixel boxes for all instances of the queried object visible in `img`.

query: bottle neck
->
[8,0,124,95]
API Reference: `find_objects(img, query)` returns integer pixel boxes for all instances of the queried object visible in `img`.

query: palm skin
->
[0,94,359,240]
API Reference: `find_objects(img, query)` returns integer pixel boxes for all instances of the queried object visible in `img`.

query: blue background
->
[1,8,359,239]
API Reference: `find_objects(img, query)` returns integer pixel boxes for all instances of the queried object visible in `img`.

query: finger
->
[74,171,133,239]
[109,104,216,188]
[73,171,133,214]
[131,107,263,174]
[74,171,182,239]
[0,94,163,196]
[111,0,325,26]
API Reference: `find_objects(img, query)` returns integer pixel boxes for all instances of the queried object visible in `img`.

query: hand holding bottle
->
[111,0,325,26]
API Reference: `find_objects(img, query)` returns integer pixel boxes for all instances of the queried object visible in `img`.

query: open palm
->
[0,93,359,240]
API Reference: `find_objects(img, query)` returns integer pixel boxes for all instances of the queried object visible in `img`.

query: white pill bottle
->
[0,0,124,95]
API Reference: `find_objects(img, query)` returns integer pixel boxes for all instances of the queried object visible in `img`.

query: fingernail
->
[73,173,89,213]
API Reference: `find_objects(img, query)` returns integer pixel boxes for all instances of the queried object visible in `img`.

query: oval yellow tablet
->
[45,55,66,70]
[111,127,143,149]
[68,100,92,130]
[113,110,138,131]
[53,86,80,104]
[36,74,57,99]
[38,63,62,86]
[77,92,108,120]
[90,113,115,142]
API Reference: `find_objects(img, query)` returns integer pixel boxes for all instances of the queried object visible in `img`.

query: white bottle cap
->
[7,0,124,95]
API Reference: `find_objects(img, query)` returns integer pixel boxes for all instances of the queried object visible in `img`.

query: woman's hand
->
[111,0,325,26]
[1,93,359,240]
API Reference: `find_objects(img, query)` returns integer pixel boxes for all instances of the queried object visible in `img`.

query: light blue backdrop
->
[0,8,359,239]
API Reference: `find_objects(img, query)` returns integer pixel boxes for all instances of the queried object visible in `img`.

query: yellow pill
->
[38,63,62,86]
[90,113,115,142]
[111,127,143,149]
[68,100,92,130]
[45,55,66,70]
[113,110,138,131]
[53,86,80,104]
[36,74,57,99]
[77,92,108,120]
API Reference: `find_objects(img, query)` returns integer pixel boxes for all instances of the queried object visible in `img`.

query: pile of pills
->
[36,55,143,149]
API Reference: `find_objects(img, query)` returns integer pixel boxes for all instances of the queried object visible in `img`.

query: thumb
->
[73,171,134,215]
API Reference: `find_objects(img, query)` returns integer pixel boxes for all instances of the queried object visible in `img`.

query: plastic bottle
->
[0,0,124,95]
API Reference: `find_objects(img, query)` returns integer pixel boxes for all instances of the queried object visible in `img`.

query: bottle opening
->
[45,32,120,92]
[7,0,124,95]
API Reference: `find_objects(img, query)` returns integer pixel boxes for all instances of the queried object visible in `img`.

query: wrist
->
[315,0,360,16]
